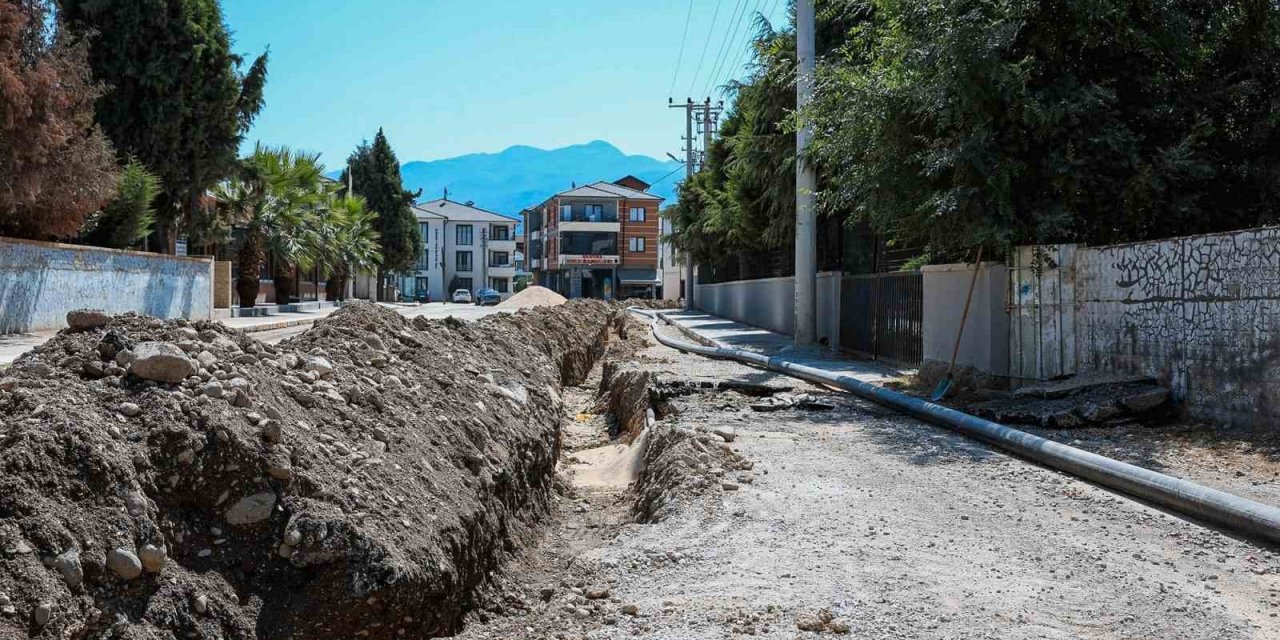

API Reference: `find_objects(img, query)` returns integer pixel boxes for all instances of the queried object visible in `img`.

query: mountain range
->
[396,140,682,219]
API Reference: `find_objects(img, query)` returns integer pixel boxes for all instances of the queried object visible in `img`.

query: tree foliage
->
[0,0,118,240]
[58,0,268,249]
[81,158,159,249]
[810,0,1280,257]
[341,129,423,277]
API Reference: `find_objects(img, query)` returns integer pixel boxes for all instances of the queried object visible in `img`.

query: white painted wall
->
[693,272,841,349]
[921,262,1009,377]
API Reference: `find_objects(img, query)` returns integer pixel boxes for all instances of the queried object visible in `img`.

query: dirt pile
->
[0,300,623,639]
[497,286,566,309]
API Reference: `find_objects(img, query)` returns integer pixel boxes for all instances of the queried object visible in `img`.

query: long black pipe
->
[633,308,1280,545]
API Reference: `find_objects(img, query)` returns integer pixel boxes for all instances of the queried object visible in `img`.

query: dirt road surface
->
[458,323,1280,639]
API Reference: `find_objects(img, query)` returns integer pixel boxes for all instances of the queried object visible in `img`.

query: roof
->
[415,198,519,223]
[554,184,628,199]
[586,181,663,201]
[409,203,448,221]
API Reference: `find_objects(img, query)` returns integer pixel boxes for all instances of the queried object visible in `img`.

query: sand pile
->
[498,286,567,309]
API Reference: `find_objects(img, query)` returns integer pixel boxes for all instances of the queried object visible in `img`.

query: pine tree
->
[58,0,268,252]
[81,158,160,249]
[0,0,118,240]
[341,129,422,300]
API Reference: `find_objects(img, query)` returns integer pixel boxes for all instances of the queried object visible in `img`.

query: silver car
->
[451,289,473,303]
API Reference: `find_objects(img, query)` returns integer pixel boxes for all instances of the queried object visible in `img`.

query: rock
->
[829,617,852,634]
[477,372,496,385]
[193,594,209,615]
[225,492,277,525]
[539,586,556,601]
[202,381,224,398]
[129,342,196,383]
[106,547,143,580]
[33,602,52,627]
[230,388,252,408]
[1122,388,1169,413]
[82,360,108,379]
[266,457,293,481]
[721,481,740,491]
[55,550,83,587]
[25,361,52,377]
[261,422,283,443]
[139,544,167,572]
[621,603,640,616]
[363,334,386,351]
[1080,401,1121,422]
[585,586,610,600]
[712,427,737,443]
[284,529,303,546]
[117,402,142,417]
[795,612,825,631]
[67,309,110,331]
[1045,410,1084,429]
[304,356,334,377]
[196,350,218,369]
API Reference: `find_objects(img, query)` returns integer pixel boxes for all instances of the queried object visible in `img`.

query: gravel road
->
[459,326,1280,639]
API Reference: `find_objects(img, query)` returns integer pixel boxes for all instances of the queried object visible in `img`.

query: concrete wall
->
[694,271,841,348]
[0,237,214,333]
[922,262,1009,381]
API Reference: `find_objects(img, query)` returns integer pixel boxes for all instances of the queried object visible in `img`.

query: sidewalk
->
[655,309,908,385]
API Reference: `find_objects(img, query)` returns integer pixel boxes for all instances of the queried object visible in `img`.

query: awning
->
[616,267,658,284]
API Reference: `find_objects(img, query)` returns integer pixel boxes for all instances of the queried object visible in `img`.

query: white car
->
[451,289,473,303]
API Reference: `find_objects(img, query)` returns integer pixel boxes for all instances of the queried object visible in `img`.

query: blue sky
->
[222,0,791,169]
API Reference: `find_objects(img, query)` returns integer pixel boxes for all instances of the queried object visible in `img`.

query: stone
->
[202,381,224,399]
[139,544,167,572]
[539,586,556,601]
[266,458,293,481]
[795,612,825,632]
[585,586,610,600]
[67,309,110,331]
[117,402,142,417]
[129,342,196,383]
[261,422,283,443]
[230,388,252,408]
[193,594,209,615]
[721,482,740,491]
[1045,410,1084,429]
[82,360,108,379]
[196,351,218,369]
[712,427,737,443]
[363,334,386,351]
[106,547,143,580]
[225,492,277,525]
[621,603,640,616]
[304,356,334,376]
[55,550,83,587]
[1080,401,1122,423]
[1122,388,1169,414]
[284,529,303,546]
[828,617,852,634]
[33,602,52,627]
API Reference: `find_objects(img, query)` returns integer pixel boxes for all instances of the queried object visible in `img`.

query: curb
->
[226,316,322,334]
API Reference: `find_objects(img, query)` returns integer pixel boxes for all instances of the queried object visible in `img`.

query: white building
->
[401,198,519,301]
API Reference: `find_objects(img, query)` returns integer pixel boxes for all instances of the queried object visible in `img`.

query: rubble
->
[0,300,626,639]
[967,377,1173,428]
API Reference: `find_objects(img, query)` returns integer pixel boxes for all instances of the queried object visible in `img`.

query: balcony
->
[488,238,516,252]
[487,262,516,277]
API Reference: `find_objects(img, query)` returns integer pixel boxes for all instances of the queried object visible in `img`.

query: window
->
[490,251,510,267]
[559,204,572,221]
[456,251,472,272]
[629,237,646,253]
[415,277,430,292]
[456,224,473,246]
[490,225,510,241]
[490,278,509,293]
[629,207,646,222]
[455,277,473,292]
[584,204,604,221]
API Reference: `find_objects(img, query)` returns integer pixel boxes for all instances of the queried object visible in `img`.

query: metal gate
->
[840,271,923,365]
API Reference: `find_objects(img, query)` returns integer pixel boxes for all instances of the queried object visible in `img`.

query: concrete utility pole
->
[670,98,698,310]
[794,0,818,347]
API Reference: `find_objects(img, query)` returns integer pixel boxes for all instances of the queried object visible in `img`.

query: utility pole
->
[670,98,698,309]
[794,0,817,347]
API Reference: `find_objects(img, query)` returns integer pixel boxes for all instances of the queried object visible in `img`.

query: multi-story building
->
[524,176,664,299]
[401,198,520,301]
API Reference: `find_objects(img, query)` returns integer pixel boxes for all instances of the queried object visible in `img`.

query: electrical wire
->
[687,0,725,97]
[719,0,770,92]
[702,0,752,97]
[667,0,696,99]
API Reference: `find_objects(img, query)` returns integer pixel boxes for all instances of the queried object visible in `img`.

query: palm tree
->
[316,193,382,301]
[213,144,326,308]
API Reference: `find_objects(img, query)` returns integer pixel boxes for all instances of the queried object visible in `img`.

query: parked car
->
[474,288,501,306]
[451,289,472,304]
[414,288,431,303]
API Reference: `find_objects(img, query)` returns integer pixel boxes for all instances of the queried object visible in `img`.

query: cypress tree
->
[341,129,423,300]
[58,0,268,252]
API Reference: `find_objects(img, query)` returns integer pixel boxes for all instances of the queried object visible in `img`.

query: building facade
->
[524,177,663,299]
[401,198,520,301]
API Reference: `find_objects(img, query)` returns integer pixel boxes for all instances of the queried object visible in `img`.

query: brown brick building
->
[523,177,664,299]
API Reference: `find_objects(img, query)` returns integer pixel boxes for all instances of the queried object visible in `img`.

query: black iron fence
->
[839,271,923,365]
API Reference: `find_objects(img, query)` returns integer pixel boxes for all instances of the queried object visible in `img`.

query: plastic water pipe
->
[631,308,1280,545]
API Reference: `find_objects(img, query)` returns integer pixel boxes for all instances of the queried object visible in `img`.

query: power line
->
[649,164,686,188]
[667,0,696,99]
[702,0,751,98]
[719,0,769,92]
[687,0,725,96]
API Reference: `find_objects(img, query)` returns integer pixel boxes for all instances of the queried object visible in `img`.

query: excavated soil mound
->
[497,286,566,309]
[0,301,622,639]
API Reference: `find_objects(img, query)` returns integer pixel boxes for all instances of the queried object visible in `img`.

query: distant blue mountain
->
[397,140,682,220]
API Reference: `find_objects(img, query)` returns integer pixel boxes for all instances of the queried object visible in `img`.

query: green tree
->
[81,158,159,249]
[316,194,382,301]
[58,0,268,252]
[212,145,325,308]
[340,129,423,300]
[0,0,118,240]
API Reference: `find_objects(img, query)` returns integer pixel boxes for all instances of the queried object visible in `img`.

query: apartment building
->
[401,198,520,301]
[524,176,663,299]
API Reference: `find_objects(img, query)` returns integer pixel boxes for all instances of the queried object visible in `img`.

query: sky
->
[222,0,791,169]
